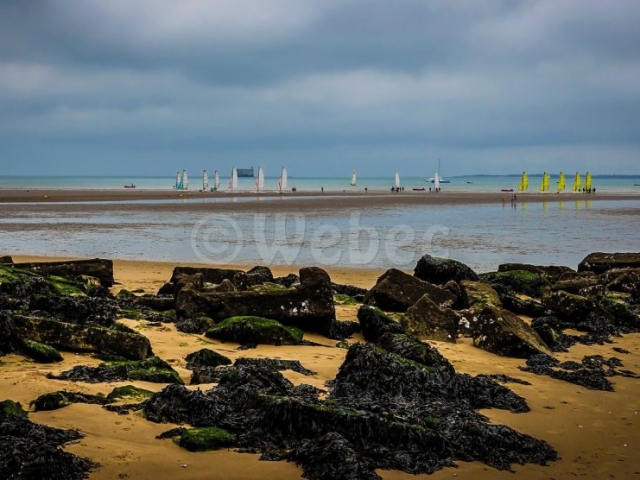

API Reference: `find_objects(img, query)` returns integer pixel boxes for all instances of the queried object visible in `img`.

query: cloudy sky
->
[1,0,639,177]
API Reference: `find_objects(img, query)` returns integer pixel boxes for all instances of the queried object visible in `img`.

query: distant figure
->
[321,186,324,193]
[502,195,506,203]
[365,187,368,193]
[429,187,432,193]
[593,188,596,194]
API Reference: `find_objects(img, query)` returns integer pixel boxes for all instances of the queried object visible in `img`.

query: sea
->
[1,174,639,273]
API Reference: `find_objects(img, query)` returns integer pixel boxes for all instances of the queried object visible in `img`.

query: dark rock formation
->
[480,270,550,298]
[170,266,243,285]
[185,349,232,370]
[578,252,640,274]
[0,256,13,264]
[234,266,274,291]
[460,280,503,312]
[472,307,552,358]
[414,255,479,285]
[10,258,114,287]
[498,263,574,282]
[363,268,455,312]
[19,338,63,363]
[357,305,405,343]
[273,273,300,288]
[332,283,368,298]
[175,316,215,334]
[49,357,183,385]
[11,315,152,360]
[206,316,304,346]
[543,291,597,323]
[401,294,459,343]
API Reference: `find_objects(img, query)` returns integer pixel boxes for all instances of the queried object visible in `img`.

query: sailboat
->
[426,159,451,183]
[394,171,401,190]
[540,172,550,192]
[182,170,189,190]
[277,167,288,192]
[228,167,238,191]
[175,171,182,190]
[572,172,582,192]
[434,171,441,191]
[203,170,209,191]
[584,172,593,191]
[255,166,265,192]
[518,172,529,192]
[213,170,220,190]
[557,171,566,192]
[350,170,357,187]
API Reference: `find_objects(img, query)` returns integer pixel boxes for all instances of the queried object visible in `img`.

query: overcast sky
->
[1,0,639,177]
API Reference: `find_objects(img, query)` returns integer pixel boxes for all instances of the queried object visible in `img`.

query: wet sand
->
[1,256,640,479]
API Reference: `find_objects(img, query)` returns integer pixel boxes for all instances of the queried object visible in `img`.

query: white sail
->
[434,171,440,191]
[203,170,209,191]
[182,170,189,190]
[228,167,238,191]
[350,170,357,187]
[277,167,288,192]
[394,171,400,189]
[214,170,220,190]
[176,171,182,190]
[255,166,265,191]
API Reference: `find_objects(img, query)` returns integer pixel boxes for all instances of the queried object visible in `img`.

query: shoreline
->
[0,188,637,205]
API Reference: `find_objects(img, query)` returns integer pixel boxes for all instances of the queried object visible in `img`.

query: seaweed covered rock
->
[498,263,574,282]
[480,270,550,298]
[578,252,640,274]
[472,307,552,358]
[0,400,27,418]
[363,268,455,312]
[107,385,155,402]
[357,305,405,343]
[544,291,597,323]
[234,358,316,376]
[377,332,455,375]
[0,410,96,480]
[332,283,368,298]
[401,294,459,343]
[414,255,479,285]
[234,266,274,291]
[177,427,236,452]
[170,266,243,286]
[49,356,183,385]
[185,349,232,370]
[206,316,303,346]
[603,268,640,301]
[10,258,114,287]
[175,316,215,334]
[0,311,18,355]
[30,392,72,412]
[0,256,13,264]
[12,315,152,360]
[273,273,300,288]
[460,281,502,312]
[19,339,63,363]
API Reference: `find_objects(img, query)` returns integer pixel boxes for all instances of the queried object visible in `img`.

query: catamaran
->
[426,159,451,183]
[203,170,209,191]
[277,167,288,192]
[228,167,238,191]
[213,170,220,190]
[585,172,593,191]
[540,172,550,192]
[557,171,566,192]
[572,172,582,192]
[350,170,357,187]
[255,166,265,192]
[394,171,401,190]
[518,172,529,192]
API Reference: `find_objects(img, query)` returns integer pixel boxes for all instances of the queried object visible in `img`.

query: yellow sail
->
[518,172,528,191]
[572,172,582,192]
[540,172,550,192]
[557,171,566,191]
[585,172,592,190]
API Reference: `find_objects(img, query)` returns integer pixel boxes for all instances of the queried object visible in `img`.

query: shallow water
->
[1,198,638,272]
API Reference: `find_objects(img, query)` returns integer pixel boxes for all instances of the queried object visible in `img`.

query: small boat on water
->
[124,184,136,189]
[501,188,514,192]
[413,187,426,191]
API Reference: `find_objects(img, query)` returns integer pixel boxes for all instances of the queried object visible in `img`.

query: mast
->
[203,170,209,191]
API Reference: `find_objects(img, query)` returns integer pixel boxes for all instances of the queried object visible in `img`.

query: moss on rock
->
[30,392,71,412]
[334,294,359,306]
[177,427,236,452]
[206,316,304,345]
[20,339,63,363]
[0,399,28,418]
[107,385,155,402]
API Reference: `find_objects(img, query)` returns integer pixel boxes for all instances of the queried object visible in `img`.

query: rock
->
[178,427,236,452]
[498,263,574,282]
[170,266,242,285]
[401,294,459,343]
[579,252,640,274]
[234,358,316,376]
[208,279,236,293]
[499,293,546,317]
[135,295,176,311]
[0,311,17,355]
[332,283,368,298]
[177,267,337,337]
[172,272,203,297]
[603,268,640,301]
[377,332,455,375]
[357,305,405,343]
[30,392,71,412]
[363,268,455,312]
[0,400,27,418]
[157,282,174,296]
[460,281,503,312]
[12,315,152,360]
[472,306,552,358]
[273,273,300,288]
[106,385,155,402]
[414,254,479,285]
[176,316,215,334]
[234,266,274,291]
[10,258,114,287]
[480,270,549,298]
[549,273,600,296]
[19,339,63,363]
[442,280,463,308]
[543,291,597,323]
[206,316,304,346]
[185,349,232,370]
[0,256,13,264]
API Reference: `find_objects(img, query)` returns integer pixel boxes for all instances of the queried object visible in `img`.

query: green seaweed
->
[110,322,137,334]
[49,275,87,297]
[334,294,359,306]
[0,399,28,418]
[206,316,303,345]
[107,385,155,402]
[118,309,142,320]
[177,427,236,452]
[30,392,71,412]
[102,357,184,385]
[20,339,63,363]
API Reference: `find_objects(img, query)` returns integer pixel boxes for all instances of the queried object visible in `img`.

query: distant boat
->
[203,170,209,191]
[255,166,265,192]
[426,159,451,183]
[501,188,514,192]
[518,172,528,192]
[413,187,425,191]
[557,171,566,192]
[394,171,401,190]
[228,167,238,191]
[540,172,550,192]
[124,183,136,189]
[277,167,288,192]
[467,181,473,184]
[350,170,357,187]
[175,171,182,190]
[572,172,582,192]
[585,172,593,190]
[213,170,220,190]
[182,170,189,190]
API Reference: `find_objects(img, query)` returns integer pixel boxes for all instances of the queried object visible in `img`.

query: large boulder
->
[414,255,479,285]
[0,256,13,264]
[169,266,243,285]
[498,263,574,282]
[400,295,458,343]
[206,316,304,346]
[480,270,549,298]
[11,315,151,360]
[460,281,503,312]
[472,307,552,358]
[543,291,597,323]
[177,267,336,337]
[357,305,405,343]
[363,268,455,312]
[578,252,640,274]
[10,258,114,287]
[234,266,274,291]
[602,268,640,301]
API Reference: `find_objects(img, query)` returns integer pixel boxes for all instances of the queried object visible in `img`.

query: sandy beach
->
[1,255,639,479]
